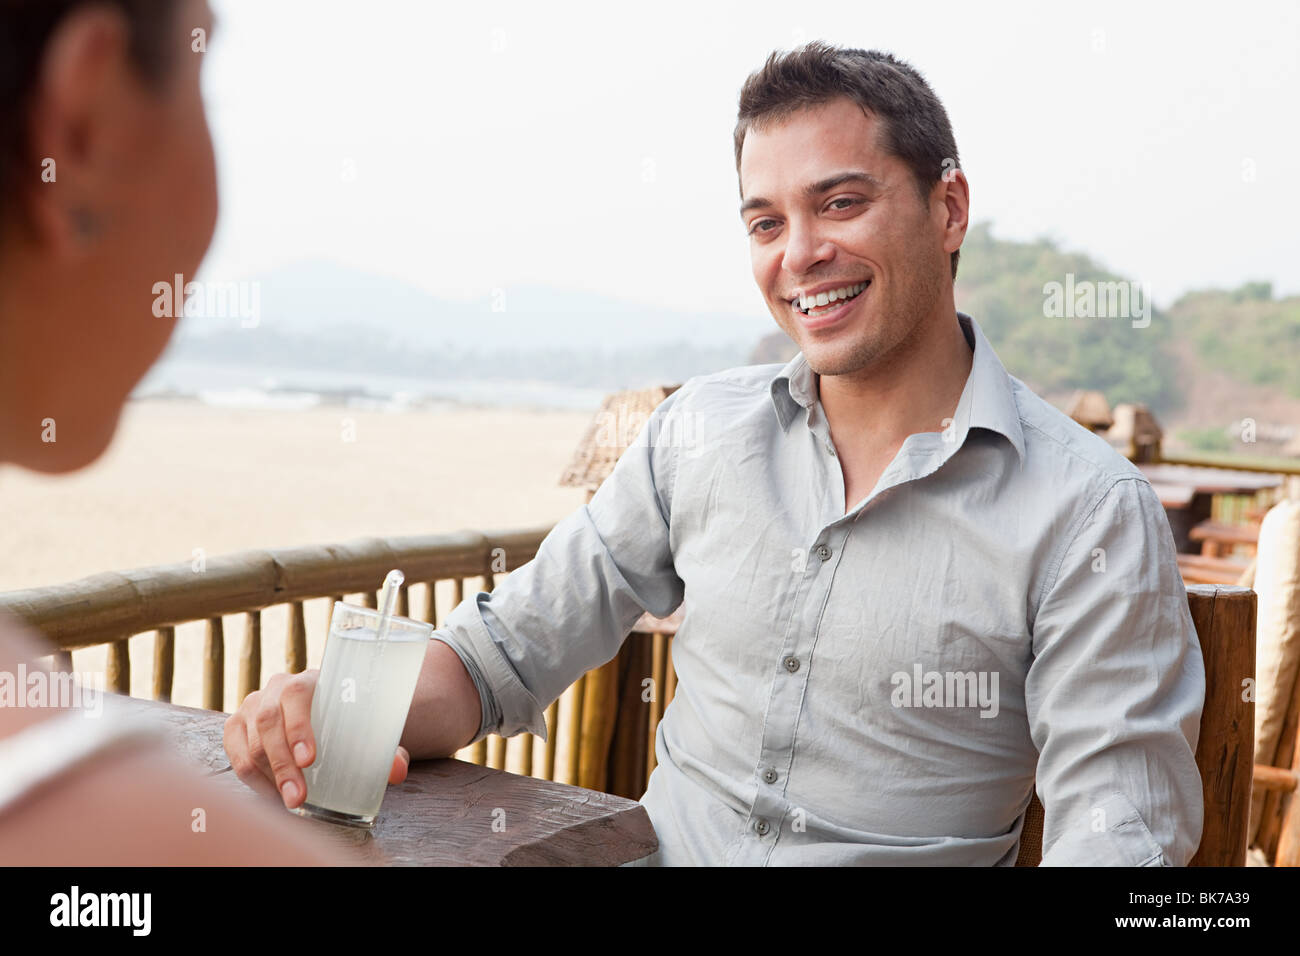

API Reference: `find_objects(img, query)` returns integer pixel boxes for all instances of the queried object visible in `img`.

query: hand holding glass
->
[294,571,430,828]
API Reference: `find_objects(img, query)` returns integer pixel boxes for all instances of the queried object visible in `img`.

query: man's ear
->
[20,4,136,255]
[936,168,970,259]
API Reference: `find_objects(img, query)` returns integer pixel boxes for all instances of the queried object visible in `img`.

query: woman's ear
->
[19,4,139,256]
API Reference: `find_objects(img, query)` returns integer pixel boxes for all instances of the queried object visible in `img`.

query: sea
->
[133,359,609,413]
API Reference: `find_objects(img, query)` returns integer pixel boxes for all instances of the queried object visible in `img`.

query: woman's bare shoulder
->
[0,615,349,865]
[0,741,351,865]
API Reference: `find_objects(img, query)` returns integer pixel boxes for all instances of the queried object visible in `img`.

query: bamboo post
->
[362,591,378,610]
[609,638,652,798]
[398,584,410,618]
[203,617,224,711]
[152,626,174,702]
[664,641,678,710]
[54,650,72,673]
[237,610,261,702]
[554,676,586,786]
[533,701,558,781]
[453,578,466,608]
[287,601,307,674]
[578,657,621,791]
[464,738,487,765]
[423,581,438,625]
[106,638,130,695]
[647,631,668,784]
[505,734,532,776]
[486,734,506,770]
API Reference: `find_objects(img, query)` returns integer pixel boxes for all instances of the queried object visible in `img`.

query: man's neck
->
[816,305,974,460]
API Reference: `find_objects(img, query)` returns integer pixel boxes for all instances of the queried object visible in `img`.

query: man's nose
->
[781,218,834,276]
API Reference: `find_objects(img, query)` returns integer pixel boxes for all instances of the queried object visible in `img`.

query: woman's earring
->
[69,205,101,241]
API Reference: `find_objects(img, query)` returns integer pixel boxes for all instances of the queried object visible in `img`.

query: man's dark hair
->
[734,41,962,280]
[0,0,179,216]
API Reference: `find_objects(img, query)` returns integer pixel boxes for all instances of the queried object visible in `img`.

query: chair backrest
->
[1245,499,1300,864]
[1016,584,1255,866]
[464,586,1257,866]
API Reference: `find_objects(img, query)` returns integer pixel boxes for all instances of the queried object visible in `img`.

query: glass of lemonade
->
[293,601,431,828]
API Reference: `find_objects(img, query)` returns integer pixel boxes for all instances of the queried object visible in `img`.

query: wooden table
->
[1139,463,1283,553]
[119,695,658,866]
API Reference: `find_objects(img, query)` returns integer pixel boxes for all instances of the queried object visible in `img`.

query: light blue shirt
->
[432,312,1205,866]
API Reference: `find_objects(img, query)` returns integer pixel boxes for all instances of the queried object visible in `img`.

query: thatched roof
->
[1067,389,1114,430]
[1107,403,1164,445]
[560,385,681,492]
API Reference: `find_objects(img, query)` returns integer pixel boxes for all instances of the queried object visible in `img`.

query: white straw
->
[374,569,404,643]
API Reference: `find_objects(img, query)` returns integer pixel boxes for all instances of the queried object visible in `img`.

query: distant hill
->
[160,260,768,392]
[1167,282,1300,398]
[162,246,1296,439]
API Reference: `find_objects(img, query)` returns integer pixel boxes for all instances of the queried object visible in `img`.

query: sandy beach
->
[0,399,593,711]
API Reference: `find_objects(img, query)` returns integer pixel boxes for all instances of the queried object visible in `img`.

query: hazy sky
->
[198,0,1299,316]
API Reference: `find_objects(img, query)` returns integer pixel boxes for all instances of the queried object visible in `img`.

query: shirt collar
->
[768,311,1026,464]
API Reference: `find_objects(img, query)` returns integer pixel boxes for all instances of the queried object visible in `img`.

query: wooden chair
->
[496,585,1256,866]
[1016,584,1254,866]
[1252,664,1300,864]
[1243,498,1300,865]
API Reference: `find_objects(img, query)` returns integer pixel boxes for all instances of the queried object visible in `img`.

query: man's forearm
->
[400,639,483,760]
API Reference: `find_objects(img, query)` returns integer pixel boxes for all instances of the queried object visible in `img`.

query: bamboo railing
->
[0,525,680,794]
[0,528,538,767]
[1157,450,1300,477]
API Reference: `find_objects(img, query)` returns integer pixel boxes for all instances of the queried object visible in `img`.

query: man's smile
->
[787,278,872,329]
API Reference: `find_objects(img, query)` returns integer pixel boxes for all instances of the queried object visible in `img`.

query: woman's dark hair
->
[0,0,179,211]
[734,41,963,280]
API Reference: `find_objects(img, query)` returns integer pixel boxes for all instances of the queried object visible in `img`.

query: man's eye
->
[828,198,863,211]
[749,219,778,235]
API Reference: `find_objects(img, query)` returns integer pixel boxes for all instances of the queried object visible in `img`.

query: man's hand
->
[223,670,410,809]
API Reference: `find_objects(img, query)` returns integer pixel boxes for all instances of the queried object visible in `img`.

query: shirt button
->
[816,544,832,561]
[762,768,778,784]
[827,443,837,457]
[754,819,770,836]
[783,656,800,673]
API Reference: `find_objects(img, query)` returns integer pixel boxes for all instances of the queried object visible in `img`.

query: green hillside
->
[755,223,1295,425]
[1165,282,1300,399]
[955,223,1179,414]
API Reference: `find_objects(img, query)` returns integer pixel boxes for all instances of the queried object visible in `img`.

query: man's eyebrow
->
[739,170,883,219]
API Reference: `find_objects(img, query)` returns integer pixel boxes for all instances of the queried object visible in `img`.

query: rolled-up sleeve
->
[1027,475,1205,866]
[430,388,687,744]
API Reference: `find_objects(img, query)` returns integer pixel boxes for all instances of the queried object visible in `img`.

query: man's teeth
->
[795,281,869,314]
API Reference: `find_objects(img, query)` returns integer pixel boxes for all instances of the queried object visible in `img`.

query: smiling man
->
[226,42,1206,866]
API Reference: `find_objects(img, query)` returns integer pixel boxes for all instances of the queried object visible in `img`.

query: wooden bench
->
[1178,552,1254,586]
[1191,519,1261,558]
